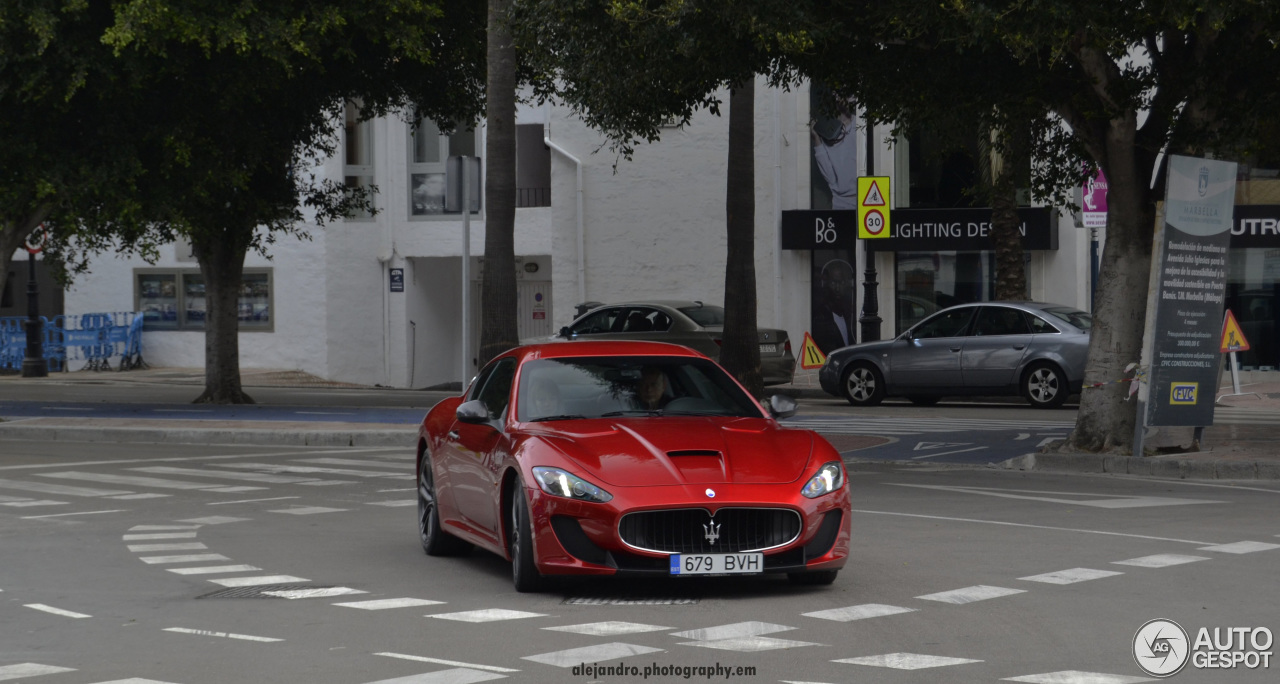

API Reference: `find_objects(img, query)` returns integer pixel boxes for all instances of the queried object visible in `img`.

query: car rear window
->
[677,304,724,327]
[1041,306,1093,331]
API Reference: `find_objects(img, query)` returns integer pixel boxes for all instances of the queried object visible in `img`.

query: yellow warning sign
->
[857,176,890,239]
[1220,309,1251,352]
[799,332,827,369]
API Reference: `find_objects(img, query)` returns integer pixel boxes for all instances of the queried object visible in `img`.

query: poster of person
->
[811,253,856,353]
[811,100,859,210]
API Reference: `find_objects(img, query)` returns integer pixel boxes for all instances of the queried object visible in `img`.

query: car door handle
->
[447,430,460,440]
[950,346,962,352]
[1013,344,1026,350]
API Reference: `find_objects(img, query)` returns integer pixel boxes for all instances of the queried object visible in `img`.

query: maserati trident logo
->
[705,488,716,498]
[703,520,721,545]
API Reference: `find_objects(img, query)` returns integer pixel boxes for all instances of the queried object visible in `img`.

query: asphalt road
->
[3,438,1277,683]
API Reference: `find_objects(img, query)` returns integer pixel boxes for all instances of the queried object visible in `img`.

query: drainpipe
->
[543,114,586,306]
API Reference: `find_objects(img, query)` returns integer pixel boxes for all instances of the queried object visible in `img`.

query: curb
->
[0,424,417,448]
[1007,452,1280,481]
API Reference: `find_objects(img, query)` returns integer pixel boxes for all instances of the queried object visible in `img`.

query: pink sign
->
[1083,168,1108,227]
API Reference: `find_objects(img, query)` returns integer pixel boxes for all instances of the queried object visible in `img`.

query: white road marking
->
[269,506,347,515]
[109,493,170,500]
[163,627,282,642]
[913,441,972,450]
[297,458,412,469]
[134,466,326,484]
[916,585,1026,604]
[1197,540,1280,554]
[214,463,404,478]
[127,543,208,552]
[1002,671,1155,683]
[261,587,367,599]
[378,488,417,493]
[167,565,262,575]
[1112,554,1210,568]
[1015,433,1031,441]
[427,609,546,623]
[139,554,231,565]
[38,471,229,491]
[295,411,357,415]
[336,598,445,610]
[523,642,664,668]
[671,621,794,641]
[543,621,671,636]
[679,636,820,651]
[25,603,92,619]
[122,532,198,541]
[1037,437,1062,447]
[834,653,983,669]
[208,496,301,505]
[803,604,916,622]
[911,446,987,460]
[886,484,1224,508]
[362,668,508,683]
[176,516,250,525]
[154,409,214,413]
[0,477,131,497]
[852,509,1217,545]
[0,663,77,680]
[368,500,416,507]
[297,480,353,486]
[129,525,201,531]
[87,679,183,684]
[1018,568,1124,585]
[208,575,309,587]
[2,500,67,507]
[23,509,125,519]
[374,652,519,673]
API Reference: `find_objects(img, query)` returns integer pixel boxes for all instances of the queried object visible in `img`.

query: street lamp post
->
[21,228,48,378]
[859,121,883,342]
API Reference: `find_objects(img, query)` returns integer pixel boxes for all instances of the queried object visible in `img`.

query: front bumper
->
[525,482,850,577]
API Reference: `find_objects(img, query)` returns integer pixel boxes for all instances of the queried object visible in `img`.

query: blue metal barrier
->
[0,312,146,372]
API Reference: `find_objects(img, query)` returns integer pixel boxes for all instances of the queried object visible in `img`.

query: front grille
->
[618,507,801,554]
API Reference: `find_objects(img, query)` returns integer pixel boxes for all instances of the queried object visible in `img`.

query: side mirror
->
[766,394,798,420]
[558,326,574,339]
[456,399,491,424]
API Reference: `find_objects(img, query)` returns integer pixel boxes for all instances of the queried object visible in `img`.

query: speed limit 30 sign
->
[857,177,890,239]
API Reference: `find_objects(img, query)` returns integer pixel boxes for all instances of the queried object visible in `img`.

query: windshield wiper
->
[600,409,663,417]
[529,414,588,422]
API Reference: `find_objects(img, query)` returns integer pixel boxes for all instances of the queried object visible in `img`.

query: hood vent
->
[666,450,722,458]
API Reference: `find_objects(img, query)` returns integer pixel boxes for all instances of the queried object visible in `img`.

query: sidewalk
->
[2,366,1278,480]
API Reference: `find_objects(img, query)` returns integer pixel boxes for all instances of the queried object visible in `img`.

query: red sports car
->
[416,340,851,592]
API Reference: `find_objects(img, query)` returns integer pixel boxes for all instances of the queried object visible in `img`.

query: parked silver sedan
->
[552,301,797,386]
[818,302,1091,408]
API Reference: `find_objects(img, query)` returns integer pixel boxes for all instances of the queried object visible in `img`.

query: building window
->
[344,102,375,220]
[135,268,273,332]
[408,116,480,217]
[516,124,551,208]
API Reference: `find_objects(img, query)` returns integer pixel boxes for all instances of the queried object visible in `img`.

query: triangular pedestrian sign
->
[1220,309,1251,352]
[799,332,827,369]
[862,181,886,207]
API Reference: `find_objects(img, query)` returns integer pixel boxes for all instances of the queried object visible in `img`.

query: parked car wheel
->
[1023,362,1068,409]
[788,569,839,585]
[907,395,941,406]
[418,450,471,556]
[509,482,546,593]
[842,363,885,406]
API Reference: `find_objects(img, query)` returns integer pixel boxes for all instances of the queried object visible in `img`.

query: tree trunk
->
[989,128,1027,301]
[192,229,254,404]
[719,79,763,397]
[478,0,519,369]
[1063,116,1153,452]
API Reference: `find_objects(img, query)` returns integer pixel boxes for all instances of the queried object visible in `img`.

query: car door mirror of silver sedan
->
[765,394,798,420]
[456,399,492,424]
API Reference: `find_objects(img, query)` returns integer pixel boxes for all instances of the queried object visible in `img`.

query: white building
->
[61,79,1099,387]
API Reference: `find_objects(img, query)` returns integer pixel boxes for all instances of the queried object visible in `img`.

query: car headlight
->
[826,357,843,371]
[801,461,845,498]
[532,466,613,503]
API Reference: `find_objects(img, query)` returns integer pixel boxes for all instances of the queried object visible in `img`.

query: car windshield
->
[1041,306,1093,331]
[516,356,763,422]
[677,304,724,327]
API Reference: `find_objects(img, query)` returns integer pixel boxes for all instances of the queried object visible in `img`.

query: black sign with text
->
[782,207,1056,251]
[389,268,405,293]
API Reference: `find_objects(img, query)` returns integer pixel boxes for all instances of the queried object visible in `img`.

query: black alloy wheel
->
[418,450,470,556]
[509,483,546,592]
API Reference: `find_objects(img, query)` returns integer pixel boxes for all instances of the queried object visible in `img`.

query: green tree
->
[23,0,483,401]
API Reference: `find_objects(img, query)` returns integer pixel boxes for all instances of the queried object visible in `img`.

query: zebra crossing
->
[782,415,1076,436]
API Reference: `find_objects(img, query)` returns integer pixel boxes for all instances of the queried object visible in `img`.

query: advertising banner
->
[1144,155,1238,427]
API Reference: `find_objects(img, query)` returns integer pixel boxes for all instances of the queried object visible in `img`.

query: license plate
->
[759,344,777,354]
[670,553,764,575]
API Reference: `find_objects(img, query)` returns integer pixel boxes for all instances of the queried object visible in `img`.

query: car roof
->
[584,300,718,311]
[516,340,706,360]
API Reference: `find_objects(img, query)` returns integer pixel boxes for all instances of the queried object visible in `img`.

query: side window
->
[622,308,662,333]
[571,308,623,334]
[973,306,1031,336]
[1028,314,1061,334]
[911,308,974,339]
[467,362,498,401]
[651,311,673,332]
[476,358,518,418]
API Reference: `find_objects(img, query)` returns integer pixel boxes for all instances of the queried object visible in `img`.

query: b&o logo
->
[1135,618,1190,677]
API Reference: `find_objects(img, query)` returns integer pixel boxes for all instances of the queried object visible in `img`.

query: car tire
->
[509,483,546,593]
[841,363,886,406]
[1023,362,1068,409]
[907,395,940,406]
[788,570,839,586]
[418,450,471,556]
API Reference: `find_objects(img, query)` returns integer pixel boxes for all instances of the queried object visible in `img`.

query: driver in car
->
[634,366,671,410]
